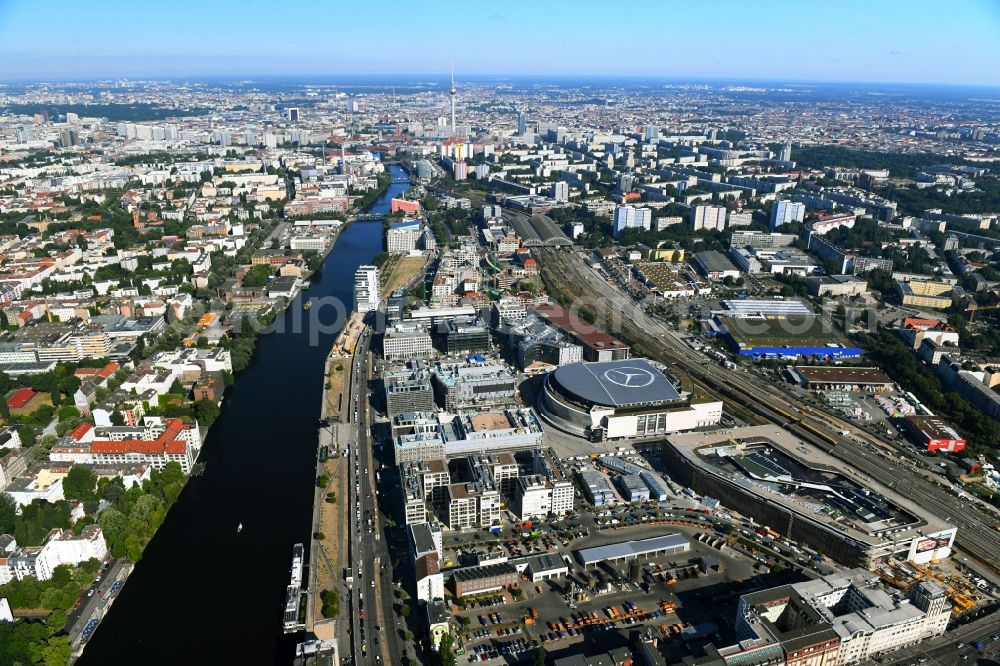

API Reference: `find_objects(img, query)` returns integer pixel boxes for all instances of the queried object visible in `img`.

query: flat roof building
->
[694,250,741,280]
[790,366,893,392]
[662,425,956,568]
[904,415,967,453]
[575,533,690,567]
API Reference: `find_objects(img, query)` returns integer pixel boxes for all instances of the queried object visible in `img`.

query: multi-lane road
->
[537,247,1000,576]
[343,326,403,666]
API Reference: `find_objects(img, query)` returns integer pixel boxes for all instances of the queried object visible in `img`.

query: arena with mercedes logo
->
[538,359,723,441]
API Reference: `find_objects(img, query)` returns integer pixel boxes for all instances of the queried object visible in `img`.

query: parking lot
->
[447,519,765,664]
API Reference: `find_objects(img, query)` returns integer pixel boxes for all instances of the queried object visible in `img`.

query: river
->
[78,165,408,665]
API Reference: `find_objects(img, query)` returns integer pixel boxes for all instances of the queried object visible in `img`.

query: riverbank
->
[76,224,393,666]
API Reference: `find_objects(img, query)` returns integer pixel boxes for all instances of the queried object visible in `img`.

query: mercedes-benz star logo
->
[603,366,655,388]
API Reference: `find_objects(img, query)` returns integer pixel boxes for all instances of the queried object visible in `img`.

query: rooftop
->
[551,359,682,408]
[575,533,690,565]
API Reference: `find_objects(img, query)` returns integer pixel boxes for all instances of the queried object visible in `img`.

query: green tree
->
[0,492,16,534]
[191,398,221,426]
[438,633,457,666]
[535,646,547,666]
[56,404,80,422]
[62,466,97,502]
[130,493,162,525]
[98,507,127,548]
[57,375,81,398]
[100,477,126,504]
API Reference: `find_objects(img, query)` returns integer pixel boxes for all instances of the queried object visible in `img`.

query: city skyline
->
[1,0,999,86]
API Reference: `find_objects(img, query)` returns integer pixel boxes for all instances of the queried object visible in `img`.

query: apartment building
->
[612,206,652,238]
[690,205,726,231]
[0,526,108,583]
[769,199,806,230]
[896,280,955,309]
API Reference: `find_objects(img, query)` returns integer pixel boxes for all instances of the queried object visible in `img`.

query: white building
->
[769,199,806,230]
[689,205,727,231]
[382,325,435,362]
[513,475,574,521]
[0,526,108,583]
[551,181,569,203]
[613,206,652,238]
[415,554,445,603]
[354,264,380,313]
[387,223,424,253]
[726,210,753,227]
[735,569,951,665]
[50,417,202,474]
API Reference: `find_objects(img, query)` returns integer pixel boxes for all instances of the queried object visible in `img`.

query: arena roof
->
[552,359,681,408]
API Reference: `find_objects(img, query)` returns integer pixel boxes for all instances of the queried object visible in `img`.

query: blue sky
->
[1,0,999,85]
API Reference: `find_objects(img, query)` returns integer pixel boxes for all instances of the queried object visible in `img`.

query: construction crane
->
[967,303,1000,323]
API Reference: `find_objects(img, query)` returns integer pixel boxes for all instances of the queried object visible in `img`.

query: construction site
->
[874,557,993,616]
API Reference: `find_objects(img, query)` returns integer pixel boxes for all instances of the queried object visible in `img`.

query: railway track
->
[537,247,1000,574]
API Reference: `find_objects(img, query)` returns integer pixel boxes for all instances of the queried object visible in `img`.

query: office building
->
[731,570,949,665]
[382,324,435,362]
[430,361,517,411]
[354,264,379,312]
[384,367,436,417]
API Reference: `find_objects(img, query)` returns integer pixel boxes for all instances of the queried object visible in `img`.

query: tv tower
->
[449,60,457,135]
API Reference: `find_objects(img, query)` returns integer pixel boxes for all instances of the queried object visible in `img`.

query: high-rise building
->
[354,265,380,313]
[517,111,526,136]
[613,206,652,238]
[779,141,793,162]
[769,199,807,230]
[689,205,727,231]
[551,181,568,203]
[58,128,80,147]
[644,125,659,141]
[286,108,299,122]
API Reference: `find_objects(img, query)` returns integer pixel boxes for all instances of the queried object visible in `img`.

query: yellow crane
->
[967,303,1000,323]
